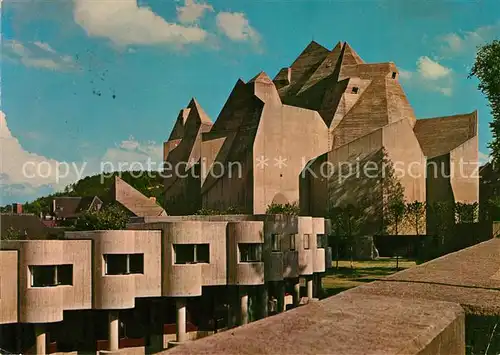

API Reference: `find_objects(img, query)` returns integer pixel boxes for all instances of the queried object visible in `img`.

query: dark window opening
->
[30,264,73,287]
[129,254,144,274]
[392,72,397,79]
[196,244,210,263]
[239,243,263,262]
[317,234,325,248]
[289,234,296,251]
[351,87,359,94]
[271,234,281,252]
[57,264,73,285]
[104,254,144,275]
[303,234,310,250]
[174,244,210,264]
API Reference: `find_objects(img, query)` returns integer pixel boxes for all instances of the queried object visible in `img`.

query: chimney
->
[12,203,22,214]
[149,197,157,203]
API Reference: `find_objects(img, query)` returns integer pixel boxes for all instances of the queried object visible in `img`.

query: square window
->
[196,244,210,263]
[239,243,262,262]
[174,245,195,264]
[317,234,325,249]
[289,234,296,251]
[129,254,144,274]
[303,234,310,250]
[104,254,128,275]
[30,265,56,287]
[351,87,359,94]
[271,234,281,252]
[57,265,73,285]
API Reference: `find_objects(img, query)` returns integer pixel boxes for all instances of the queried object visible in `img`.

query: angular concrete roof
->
[113,176,167,217]
[413,111,478,158]
[273,41,417,147]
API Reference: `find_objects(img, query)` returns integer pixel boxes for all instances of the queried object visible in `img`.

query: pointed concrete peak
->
[307,40,327,50]
[342,42,364,64]
[249,71,272,83]
[187,97,212,124]
[332,41,343,51]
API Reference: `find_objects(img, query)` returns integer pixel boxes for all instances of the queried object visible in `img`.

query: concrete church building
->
[0,41,479,355]
[164,41,479,234]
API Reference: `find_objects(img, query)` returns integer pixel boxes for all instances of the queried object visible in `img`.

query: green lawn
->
[322,258,416,297]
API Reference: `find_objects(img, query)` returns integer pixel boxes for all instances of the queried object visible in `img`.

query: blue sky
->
[1,0,499,204]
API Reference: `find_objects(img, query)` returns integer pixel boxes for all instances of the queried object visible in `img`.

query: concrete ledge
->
[165,290,465,355]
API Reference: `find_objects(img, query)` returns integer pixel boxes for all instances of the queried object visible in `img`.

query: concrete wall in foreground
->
[166,289,465,355]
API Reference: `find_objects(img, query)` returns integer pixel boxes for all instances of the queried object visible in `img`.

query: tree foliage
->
[265,202,300,216]
[14,171,164,217]
[470,40,500,168]
[406,201,426,236]
[74,204,129,231]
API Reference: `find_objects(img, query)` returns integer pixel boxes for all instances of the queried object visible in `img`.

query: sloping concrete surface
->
[165,291,464,355]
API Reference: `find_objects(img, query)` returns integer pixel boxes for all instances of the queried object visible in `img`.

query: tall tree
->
[470,40,500,168]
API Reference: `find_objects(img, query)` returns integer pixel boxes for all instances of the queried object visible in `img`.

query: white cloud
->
[398,69,413,81]
[33,41,56,54]
[417,56,452,80]
[73,0,208,47]
[479,151,491,165]
[2,39,77,71]
[0,111,81,190]
[101,136,163,172]
[440,22,500,56]
[438,87,453,97]
[176,0,213,24]
[216,12,260,42]
[398,57,453,96]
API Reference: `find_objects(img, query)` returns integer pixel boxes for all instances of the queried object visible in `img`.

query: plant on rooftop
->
[74,203,129,231]
[195,206,242,215]
[265,202,300,215]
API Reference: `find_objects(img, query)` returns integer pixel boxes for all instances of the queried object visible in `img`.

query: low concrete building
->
[0,215,331,354]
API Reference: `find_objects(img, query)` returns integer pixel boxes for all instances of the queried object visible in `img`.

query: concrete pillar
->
[314,274,323,298]
[306,276,313,300]
[35,324,46,355]
[259,285,268,319]
[108,311,119,351]
[293,279,301,307]
[239,288,249,326]
[16,323,22,353]
[176,298,187,343]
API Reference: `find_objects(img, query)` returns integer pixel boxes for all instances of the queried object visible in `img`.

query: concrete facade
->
[162,41,478,236]
[1,240,92,323]
[0,218,331,354]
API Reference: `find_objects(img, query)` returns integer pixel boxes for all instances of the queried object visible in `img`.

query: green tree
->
[74,204,129,231]
[406,201,426,236]
[265,202,300,216]
[455,202,479,224]
[386,200,406,236]
[470,40,500,168]
[3,227,26,240]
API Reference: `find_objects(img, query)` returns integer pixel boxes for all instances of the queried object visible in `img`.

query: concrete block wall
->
[0,250,18,324]
[65,230,162,309]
